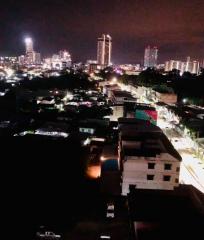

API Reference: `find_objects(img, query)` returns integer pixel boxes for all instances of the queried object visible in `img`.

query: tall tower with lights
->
[24,37,34,65]
[97,34,112,67]
[23,37,41,65]
[25,37,34,54]
[144,46,158,68]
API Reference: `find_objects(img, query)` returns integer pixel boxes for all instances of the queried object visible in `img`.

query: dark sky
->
[1,0,204,63]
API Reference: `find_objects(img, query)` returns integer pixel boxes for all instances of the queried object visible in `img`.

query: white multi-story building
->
[110,90,136,105]
[119,120,181,195]
[164,57,200,75]
[43,50,71,70]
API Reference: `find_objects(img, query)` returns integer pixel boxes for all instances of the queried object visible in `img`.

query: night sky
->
[1,0,204,63]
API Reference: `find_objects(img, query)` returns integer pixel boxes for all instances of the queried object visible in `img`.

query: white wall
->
[121,155,180,195]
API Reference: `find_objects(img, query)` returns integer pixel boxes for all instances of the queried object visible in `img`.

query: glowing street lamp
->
[110,77,117,85]
[182,98,188,104]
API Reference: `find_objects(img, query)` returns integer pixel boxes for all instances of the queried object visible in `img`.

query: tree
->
[137,68,165,87]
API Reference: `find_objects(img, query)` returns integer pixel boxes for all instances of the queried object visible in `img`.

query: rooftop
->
[119,118,162,134]
[112,90,134,99]
[119,122,181,161]
[128,185,204,222]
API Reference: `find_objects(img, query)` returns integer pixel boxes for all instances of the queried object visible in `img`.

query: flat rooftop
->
[119,118,162,134]
[121,131,181,161]
[134,104,156,111]
[112,90,134,99]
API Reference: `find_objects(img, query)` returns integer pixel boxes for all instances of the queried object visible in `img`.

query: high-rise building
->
[33,52,41,65]
[25,37,34,54]
[23,37,41,66]
[192,61,200,74]
[24,37,34,65]
[59,50,71,61]
[201,59,204,68]
[186,56,191,63]
[185,57,200,74]
[164,57,200,75]
[97,34,112,67]
[18,55,25,65]
[46,50,72,70]
[164,61,170,72]
[59,50,72,67]
[144,46,158,68]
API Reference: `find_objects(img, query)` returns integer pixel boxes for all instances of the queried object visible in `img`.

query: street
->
[159,119,204,193]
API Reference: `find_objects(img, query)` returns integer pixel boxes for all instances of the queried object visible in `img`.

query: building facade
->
[165,57,200,75]
[43,50,71,70]
[97,34,112,67]
[119,121,181,195]
[144,46,158,68]
[22,37,41,66]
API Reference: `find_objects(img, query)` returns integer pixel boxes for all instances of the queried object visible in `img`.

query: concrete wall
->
[110,105,124,121]
[155,92,178,104]
[121,155,180,195]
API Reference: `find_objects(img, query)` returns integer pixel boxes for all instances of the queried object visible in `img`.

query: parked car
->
[107,202,114,210]
[106,202,115,218]
[100,235,111,239]
[106,210,114,218]
[36,231,61,239]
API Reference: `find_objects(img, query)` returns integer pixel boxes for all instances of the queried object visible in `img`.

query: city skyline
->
[1,0,204,63]
[0,1,204,239]
[1,34,203,66]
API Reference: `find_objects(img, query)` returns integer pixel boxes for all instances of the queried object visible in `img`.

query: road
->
[159,119,204,193]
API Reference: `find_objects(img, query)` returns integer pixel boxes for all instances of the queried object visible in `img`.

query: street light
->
[110,77,117,85]
[182,98,188,104]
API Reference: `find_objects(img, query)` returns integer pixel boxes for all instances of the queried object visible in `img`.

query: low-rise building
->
[154,91,177,104]
[110,90,136,105]
[110,105,124,121]
[119,119,181,195]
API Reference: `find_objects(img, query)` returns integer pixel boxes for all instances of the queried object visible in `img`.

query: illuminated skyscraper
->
[18,55,25,65]
[144,46,158,68]
[24,37,34,65]
[23,37,41,65]
[97,34,112,67]
[33,52,41,65]
[185,57,200,74]
[59,50,71,61]
[192,61,200,74]
[25,37,34,54]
